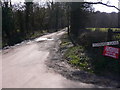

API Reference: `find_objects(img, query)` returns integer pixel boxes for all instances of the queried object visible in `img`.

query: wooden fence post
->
[107,28,113,41]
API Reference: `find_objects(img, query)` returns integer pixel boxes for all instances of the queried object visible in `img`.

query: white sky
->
[10,0,119,13]
[88,0,119,13]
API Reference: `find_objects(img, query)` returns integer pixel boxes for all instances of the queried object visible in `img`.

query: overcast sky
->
[89,0,119,13]
[10,0,119,13]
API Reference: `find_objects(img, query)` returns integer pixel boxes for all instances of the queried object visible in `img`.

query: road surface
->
[1,29,102,88]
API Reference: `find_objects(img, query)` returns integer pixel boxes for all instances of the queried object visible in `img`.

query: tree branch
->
[84,2,120,11]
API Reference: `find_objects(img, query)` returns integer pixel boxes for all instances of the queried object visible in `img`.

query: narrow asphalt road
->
[1,29,102,88]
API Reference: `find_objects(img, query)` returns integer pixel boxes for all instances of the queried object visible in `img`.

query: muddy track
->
[2,29,103,88]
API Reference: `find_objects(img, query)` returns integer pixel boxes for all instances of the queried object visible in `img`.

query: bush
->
[78,29,107,48]
[61,29,120,78]
[77,29,120,76]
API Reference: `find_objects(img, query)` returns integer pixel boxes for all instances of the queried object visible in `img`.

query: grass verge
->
[60,34,93,73]
[60,29,120,79]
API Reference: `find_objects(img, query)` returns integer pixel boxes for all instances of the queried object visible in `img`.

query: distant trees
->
[68,1,119,46]
[70,2,119,36]
[2,1,68,47]
[2,1,119,48]
[25,1,33,35]
[86,11,118,28]
[46,2,67,32]
[2,2,15,45]
[85,1,120,28]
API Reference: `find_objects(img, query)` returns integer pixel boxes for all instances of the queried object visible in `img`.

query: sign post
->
[103,46,119,59]
[92,41,119,47]
[92,41,120,59]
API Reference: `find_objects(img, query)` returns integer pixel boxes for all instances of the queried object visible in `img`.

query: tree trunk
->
[118,12,120,28]
[70,2,81,37]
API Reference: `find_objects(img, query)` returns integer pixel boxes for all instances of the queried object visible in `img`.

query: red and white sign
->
[103,46,120,59]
